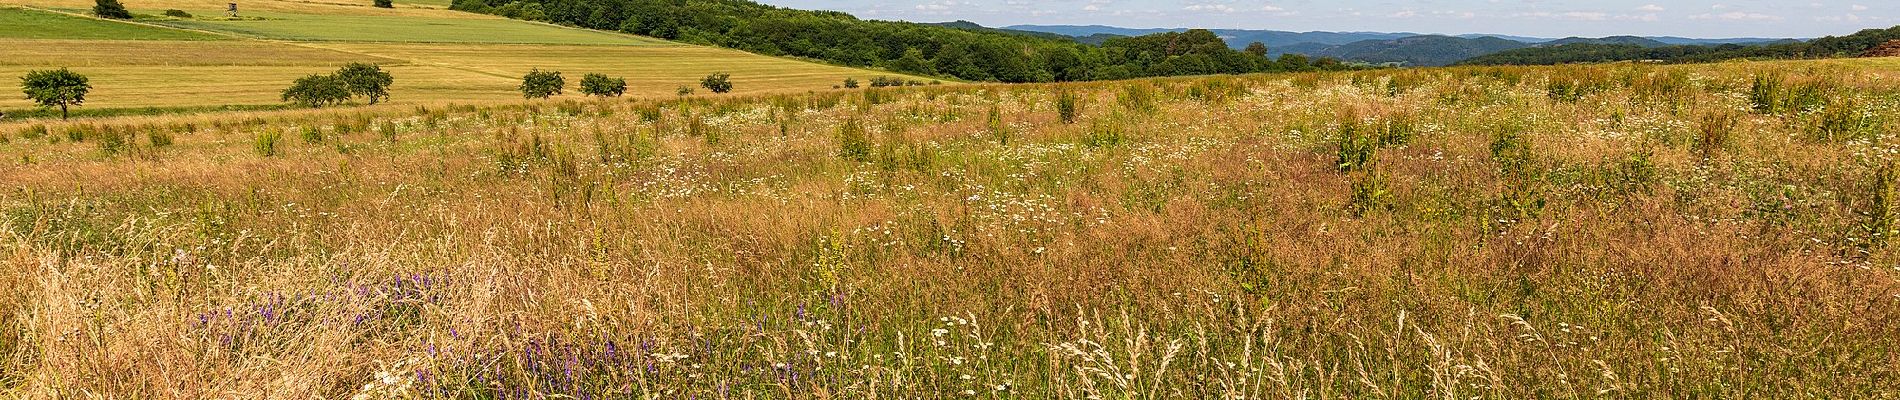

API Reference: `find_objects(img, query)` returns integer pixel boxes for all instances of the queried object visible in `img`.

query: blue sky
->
[756,1,1890,38]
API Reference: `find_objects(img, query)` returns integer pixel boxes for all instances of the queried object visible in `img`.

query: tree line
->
[448,0,1362,83]
[1460,26,1900,66]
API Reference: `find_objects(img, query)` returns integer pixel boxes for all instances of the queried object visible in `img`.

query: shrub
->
[301,126,324,144]
[95,125,128,156]
[1697,111,1737,156]
[17,125,47,140]
[1056,89,1079,124]
[1748,74,1782,114]
[1084,115,1126,148]
[161,9,191,17]
[842,78,859,89]
[519,69,564,99]
[254,131,281,157]
[1118,84,1156,114]
[579,73,627,97]
[837,118,871,162]
[869,76,904,88]
[93,0,131,19]
[700,73,733,94]
[676,86,694,96]
[373,0,393,8]
[1335,121,1376,172]
[986,106,1008,145]
[281,74,351,107]
[147,129,173,147]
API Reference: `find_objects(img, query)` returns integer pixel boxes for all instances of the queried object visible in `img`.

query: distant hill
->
[924,21,1075,41]
[1001,24,1799,65]
[1306,35,1529,66]
[1540,36,1670,47]
[1461,26,1899,65]
[1006,25,1419,48]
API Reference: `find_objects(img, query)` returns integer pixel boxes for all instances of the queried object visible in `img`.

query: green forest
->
[1461,26,1900,66]
[449,0,1360,82]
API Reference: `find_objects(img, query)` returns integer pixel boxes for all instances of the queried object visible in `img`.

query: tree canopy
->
[20,68,91,120]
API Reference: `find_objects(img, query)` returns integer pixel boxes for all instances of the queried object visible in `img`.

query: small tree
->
[519,69,564,99]
[93,0,131,19]
[842,78,859,89]
[162,9,192,17]
[334,63,393,104]
[676,86,694,96]
[700,73,732,94]
[373,0,393,8]
[579,73,627,97]
[20,68,90,120]
[281,74,351,107]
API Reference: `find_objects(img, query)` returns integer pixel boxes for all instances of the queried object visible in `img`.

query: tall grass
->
[2,60,1899,398]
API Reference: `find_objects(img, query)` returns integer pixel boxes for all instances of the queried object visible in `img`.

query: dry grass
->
[2,60,1899,398]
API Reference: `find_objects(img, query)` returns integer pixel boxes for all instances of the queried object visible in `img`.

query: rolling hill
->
[0,2,925,113]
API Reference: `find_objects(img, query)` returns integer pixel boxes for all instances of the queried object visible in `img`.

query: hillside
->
[1302,35,1529,66]
[0,2,925,113]
[450,0,1357,83]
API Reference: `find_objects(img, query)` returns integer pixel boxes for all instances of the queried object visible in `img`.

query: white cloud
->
[1636,4,1665,12]
[1690,11,1785,21]
[1852,4,1870,11]
[1183,3,1236,13]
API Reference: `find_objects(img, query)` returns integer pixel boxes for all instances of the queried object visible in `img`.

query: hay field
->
[0,1,925,113]
[1,61,1897,398]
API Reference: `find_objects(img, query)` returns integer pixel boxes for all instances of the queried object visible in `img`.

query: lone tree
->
[579,73,626,97]
[699,72,732,94]
[21,68,91,120]
[519,69,564,99]
[281,74,351,107]
[334,63,393,104]
[842,77,859,89]
[373,0,393,8]
[93,0,131,19]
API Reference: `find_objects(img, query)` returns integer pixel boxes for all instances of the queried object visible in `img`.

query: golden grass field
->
[2,59,1898,398]
[0,1,929,113]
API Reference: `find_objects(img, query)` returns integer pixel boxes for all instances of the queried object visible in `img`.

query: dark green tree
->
[334,63,393,104]
[842,77,859,89]
[281,74,351,108]
[1244,42,1269,57]
[700,72,732,94]
[889,48,935,75]
[519,69,564,99]
[373,0,393,8]
[20,68,91,120]
[93,0,131,19]
[579,73,627,97]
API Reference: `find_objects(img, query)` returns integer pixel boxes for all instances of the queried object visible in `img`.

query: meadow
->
[0,1,925,113]
[1,58,1897,398]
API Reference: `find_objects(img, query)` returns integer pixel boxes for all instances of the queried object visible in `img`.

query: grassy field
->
[1,60,1897,398]
[0,6,220,39]
[157,12,670,44]
[0,0,927,113]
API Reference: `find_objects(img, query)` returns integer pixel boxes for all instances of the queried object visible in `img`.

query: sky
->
[756,1,1891,39]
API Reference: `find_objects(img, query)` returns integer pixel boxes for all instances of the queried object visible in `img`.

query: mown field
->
[0,2,925,113]
[1,59,1897,398]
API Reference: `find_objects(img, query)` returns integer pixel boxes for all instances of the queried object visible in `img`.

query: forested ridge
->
[1461,26,1900,66]
[449,0,1359,82]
